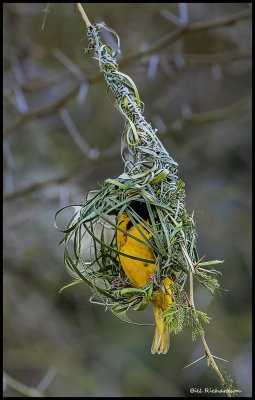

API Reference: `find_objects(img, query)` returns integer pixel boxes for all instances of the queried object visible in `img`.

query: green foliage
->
[163,282,211,340]
[218,364,240,397]
[195,268,222,295]
[190,309,211,341]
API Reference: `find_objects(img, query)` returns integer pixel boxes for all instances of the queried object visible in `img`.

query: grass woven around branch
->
[56,22,223,329]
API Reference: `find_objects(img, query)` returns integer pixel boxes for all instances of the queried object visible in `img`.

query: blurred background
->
[3,3,252,397]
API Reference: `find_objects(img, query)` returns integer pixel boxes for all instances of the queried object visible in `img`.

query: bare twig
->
[211,355,229,363]
[183,354,206,369]
[59,108,92,156]
[36,367,58,393]
[183,353,229,370]
[122,8,252,66]
[3,145,120,202]
[194,254,207,269]
[181,48,251,65]
[3,84,80,138]
[41,3,50,31]
[3,371,44,397]
[75,3,91,28]
[3,8,251,138]
[201,336,231,396]
[187,264,232,397]
[53,48,87,82]
[163,95,251,134]
[181,242,195,273]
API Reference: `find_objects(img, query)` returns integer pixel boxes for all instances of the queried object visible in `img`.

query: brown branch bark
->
[3,84,80,138]
[75,3,91,28]
[162,95,251,134]
[3,146,120,202]
[181,48,251,65]
[120,8,252,66]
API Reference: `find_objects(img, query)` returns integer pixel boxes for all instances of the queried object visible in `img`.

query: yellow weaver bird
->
[117,202,173,354]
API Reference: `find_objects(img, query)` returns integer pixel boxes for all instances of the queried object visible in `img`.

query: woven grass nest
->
[56,23,222,328]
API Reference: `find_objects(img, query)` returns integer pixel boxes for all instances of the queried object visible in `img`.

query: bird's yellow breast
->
[117,212,156,288]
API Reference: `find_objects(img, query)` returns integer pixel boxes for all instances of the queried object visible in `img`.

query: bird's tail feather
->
[151,304,170,354]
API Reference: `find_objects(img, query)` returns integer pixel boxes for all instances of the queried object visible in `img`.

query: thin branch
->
[41,3,50,31]
[53,48,87,82]
[3,83,80,138]
[181,242,195,273]
[3,146,120,202]
[183,353,229,370]
[183,354,206,369]
[163,95,251,134]
[187,266,232,397]
[201,336,231,396]
[3,371,44,397]
[3,8,251,138]
[122,8,252,66]
[181,48,252,65]
[180,238,233,395]
[211,355,229,363]
[59,108,92,156]
[75,3,91,28]
[194,254,207,269]
[36,367,58,393]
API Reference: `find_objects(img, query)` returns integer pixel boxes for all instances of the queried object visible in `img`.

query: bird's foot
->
[109,279,135,290]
